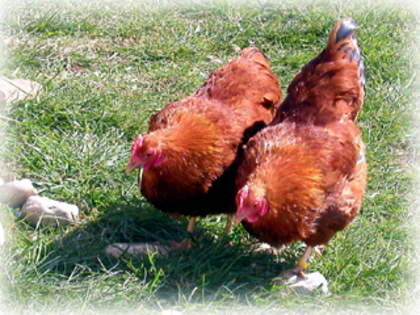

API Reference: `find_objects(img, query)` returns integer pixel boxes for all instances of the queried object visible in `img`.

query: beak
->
[125,163,136,174]
[125,162,142,175]
[234,214,246,226]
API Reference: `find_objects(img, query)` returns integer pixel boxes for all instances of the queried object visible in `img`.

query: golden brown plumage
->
[126,47,281,242]
[235,18,367,278]
[236,121,366,245]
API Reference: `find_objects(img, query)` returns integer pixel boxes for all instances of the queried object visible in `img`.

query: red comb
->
[240,185,249,198]
[236,185,249,208]
[132,135,143,153]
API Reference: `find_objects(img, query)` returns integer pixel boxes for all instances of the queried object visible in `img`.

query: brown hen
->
[126,47,281,248]
[235,18,367,278]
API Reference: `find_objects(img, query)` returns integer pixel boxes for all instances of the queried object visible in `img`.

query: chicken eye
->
[145,153,152,158]
[253,202,259,208]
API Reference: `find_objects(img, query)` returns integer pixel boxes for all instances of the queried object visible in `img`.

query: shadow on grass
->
[39,196,298,301]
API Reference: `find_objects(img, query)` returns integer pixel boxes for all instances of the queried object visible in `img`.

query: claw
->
[168,238,192,251]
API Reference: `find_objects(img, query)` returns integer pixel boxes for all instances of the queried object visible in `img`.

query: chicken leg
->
[291,245,313,278]
[225,213,234,235]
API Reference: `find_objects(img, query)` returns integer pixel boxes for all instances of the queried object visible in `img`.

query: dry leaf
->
[232,44,241,53]
[206,55,223,64]
[0,76,42,105]
[106,242,172,259]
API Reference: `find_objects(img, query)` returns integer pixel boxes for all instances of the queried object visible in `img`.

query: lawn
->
[0,0,419,314]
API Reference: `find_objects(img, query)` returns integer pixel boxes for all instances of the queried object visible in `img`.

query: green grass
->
[0,0,419,314]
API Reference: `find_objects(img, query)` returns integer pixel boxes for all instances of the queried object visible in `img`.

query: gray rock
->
[21,195,79,227]
[274,271,329,296]
[0,179,37,208]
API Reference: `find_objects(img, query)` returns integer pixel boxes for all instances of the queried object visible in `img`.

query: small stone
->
[274,271,329,296]
[21,195,79,227]
[254,242,281,254]
[106,242,172,259]
[0,179,37,208]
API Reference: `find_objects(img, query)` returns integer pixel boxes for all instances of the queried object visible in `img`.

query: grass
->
[0,0,419,314]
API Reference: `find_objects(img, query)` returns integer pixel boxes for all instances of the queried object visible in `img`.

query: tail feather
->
[274,18,365,124]
[242,47,270,68]
[242,47,265,58]
[325,18,359,60]
[358,55,366,86]
[334,18,357,44]
[325,18,365,86]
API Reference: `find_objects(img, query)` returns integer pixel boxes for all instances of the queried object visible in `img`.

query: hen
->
[126,47,281,248]
[234,18,367,278]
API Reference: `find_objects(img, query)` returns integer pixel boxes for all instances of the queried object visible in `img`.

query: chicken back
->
[127,47,281,218]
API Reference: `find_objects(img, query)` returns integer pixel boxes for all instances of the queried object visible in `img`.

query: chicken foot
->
[169,217,196,251]
[170,214,234,251]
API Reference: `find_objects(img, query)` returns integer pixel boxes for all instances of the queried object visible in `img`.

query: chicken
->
[126,47,281,248]
[234,18,367,278]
